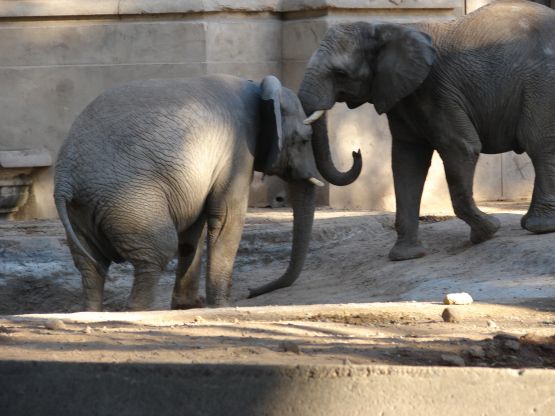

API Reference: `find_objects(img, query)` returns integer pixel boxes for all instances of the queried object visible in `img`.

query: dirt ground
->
[0,202,554,368]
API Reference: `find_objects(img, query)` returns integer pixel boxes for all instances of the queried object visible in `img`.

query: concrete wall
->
[0,0,538,218]
[0,0,284,218]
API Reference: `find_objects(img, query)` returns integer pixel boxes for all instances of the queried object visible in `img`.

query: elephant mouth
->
[337,92,366,109]
[346,101,365,109]
[278,166,324,187]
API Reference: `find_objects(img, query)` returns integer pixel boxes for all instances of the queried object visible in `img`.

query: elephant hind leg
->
[122,222,179,311]
[439,143,500,244]
[67,234,110,312]
[172,215,206,310]
[522,142,555,233]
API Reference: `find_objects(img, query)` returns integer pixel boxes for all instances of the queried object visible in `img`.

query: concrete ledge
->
[0,0,462,18]
[0,149,52,168]
[1,361,553,415]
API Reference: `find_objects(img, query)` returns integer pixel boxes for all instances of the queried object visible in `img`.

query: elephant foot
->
[388,241,426,261]
[171,295,205,310]
[469,215,500,244]
[521,213,555,234]
[83,301,103,312]
[206,298,230,308]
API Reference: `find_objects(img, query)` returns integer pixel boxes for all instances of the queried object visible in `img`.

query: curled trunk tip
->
[312,116,363,187]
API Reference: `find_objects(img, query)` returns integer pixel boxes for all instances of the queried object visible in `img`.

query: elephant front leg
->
[172,217,206,310]
[389,139,433,261]
[439,145,500,243]
[205,206,246,307]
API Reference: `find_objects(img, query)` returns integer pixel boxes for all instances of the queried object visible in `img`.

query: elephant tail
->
[54,191,97,266]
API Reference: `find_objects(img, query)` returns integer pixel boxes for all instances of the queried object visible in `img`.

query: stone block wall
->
[0,0,538,218]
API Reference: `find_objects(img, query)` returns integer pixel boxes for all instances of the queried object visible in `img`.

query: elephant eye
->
[333,69,349,78]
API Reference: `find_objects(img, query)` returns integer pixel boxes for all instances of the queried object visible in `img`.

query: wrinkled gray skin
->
[55,74,323,311]
[299,0,555,261]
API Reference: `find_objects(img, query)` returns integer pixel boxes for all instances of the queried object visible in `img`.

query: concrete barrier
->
[1,361,554,415]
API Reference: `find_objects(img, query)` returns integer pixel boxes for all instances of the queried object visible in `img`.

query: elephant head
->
[298,22,435,184]
[247,76,322,298]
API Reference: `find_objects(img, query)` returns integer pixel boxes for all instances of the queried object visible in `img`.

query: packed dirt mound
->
[1,303,554,368]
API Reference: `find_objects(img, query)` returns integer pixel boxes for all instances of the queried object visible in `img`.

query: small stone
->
[44,319,66,331]
[193,316,205,323]
[83,326,92,334]
[466,345,486,359]
[441,354,465,366]
[442,307,463,323]
[443,292,473,305]
[278,341,301,354]
[343,358,352,366]
[504,340,521,352]
[487,320,498,329]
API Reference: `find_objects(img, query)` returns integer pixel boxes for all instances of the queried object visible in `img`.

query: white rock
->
[44,319,66,331]
[443,292,474,305]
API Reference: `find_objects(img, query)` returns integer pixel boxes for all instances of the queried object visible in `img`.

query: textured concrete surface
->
[0,0,468,218]
[0,0,463,16]
[1,361,554,416]
[0,149,52,168]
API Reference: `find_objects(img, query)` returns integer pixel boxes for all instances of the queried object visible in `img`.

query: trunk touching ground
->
[247,181,316,298]
[298,78,363,187]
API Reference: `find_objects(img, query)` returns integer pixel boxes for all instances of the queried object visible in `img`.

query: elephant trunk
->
[248,180,316,298]
[298,77,363,186]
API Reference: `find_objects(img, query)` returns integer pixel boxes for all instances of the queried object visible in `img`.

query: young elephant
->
[54,74,324,311]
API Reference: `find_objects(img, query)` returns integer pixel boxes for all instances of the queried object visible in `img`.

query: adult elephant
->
[55,74,333,310]
[298,0,555,261]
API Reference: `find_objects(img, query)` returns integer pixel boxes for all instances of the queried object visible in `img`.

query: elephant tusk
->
[308,177,325,187]
[303,110,325,125]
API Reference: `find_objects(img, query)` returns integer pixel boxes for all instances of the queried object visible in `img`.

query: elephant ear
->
[254,75,283,174]
[370,25,435,114]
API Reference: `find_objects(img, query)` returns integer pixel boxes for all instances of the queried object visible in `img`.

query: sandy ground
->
[0,202,554,368]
